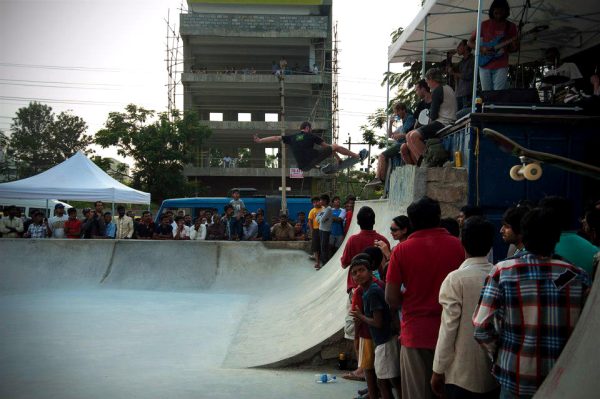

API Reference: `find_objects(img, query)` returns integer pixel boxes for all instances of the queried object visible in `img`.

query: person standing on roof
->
[468,0,519,91]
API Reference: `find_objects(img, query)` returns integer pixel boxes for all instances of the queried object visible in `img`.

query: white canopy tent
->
[389,0,600,64]
[0,152,150,204]
[388,0,600,111]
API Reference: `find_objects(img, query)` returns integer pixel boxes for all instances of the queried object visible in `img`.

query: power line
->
[0,96,122,106]
[0,82,120,91]
[0,62,122,72]
[0,78,124,87]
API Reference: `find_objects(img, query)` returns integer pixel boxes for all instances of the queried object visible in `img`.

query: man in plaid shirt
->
[473,208,590,398]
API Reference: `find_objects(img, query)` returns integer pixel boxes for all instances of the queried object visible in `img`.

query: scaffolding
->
[165,7,183,122]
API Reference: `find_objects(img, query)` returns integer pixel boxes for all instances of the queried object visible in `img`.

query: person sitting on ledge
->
[400,68,457,166]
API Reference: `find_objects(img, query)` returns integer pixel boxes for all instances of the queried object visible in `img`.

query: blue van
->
[155,196,313,224]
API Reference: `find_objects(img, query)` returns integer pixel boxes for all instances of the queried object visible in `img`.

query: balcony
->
[181,72,325,85]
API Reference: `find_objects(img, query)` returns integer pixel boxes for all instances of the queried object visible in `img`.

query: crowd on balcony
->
[189,59,321,76]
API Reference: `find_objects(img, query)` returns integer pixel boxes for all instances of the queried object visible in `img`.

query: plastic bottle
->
[338,352,348,370]
[314,374,337,383]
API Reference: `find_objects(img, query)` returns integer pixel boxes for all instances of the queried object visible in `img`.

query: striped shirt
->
[472,253,590,397]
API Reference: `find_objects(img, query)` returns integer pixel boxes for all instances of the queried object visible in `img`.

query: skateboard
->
[483,128,600,181]
[321,149,368,174]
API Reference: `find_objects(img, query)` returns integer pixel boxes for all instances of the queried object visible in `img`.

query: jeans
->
[479,66,509,91]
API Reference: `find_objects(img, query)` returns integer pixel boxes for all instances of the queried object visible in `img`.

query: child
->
[307,196,322,269]
[349,251,401,399]
[317,194,333,265]
[64,208,82,239]
[229,189,246,239]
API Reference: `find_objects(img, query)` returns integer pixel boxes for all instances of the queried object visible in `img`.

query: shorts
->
[358,337,375,370]
[311,229,321,253]
[374,337,400,379]
[300,146,333,171]
[344,291,355,339]
[381,141,402,158]
[329,234,344,249]
[417,121,445,140]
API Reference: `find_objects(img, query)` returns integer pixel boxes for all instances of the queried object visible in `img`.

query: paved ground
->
[1,195,598,398]
[0,199,400,398]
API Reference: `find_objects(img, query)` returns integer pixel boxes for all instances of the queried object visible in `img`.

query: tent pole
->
[46,199,49,217]
[421,14,428,78]
[471,0,484,113]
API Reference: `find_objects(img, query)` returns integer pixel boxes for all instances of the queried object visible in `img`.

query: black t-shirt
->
[414,99,432,128]
[136,222,155,239]
[154,224,173,236]
[282,132,324,170]
[363,282,392,346]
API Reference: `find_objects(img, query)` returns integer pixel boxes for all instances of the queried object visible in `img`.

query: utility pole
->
[279,69,287,215]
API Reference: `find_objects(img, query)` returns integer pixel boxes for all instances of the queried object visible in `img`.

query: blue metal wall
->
[441,114,600,262]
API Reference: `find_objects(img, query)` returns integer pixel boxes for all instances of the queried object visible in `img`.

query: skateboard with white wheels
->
[483,128,600,181]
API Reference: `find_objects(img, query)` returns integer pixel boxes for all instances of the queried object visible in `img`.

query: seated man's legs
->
[376,142,402,181]
[400,142,417,165]
[405,130,426,164]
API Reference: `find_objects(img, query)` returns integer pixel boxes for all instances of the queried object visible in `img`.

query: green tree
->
[95,104,211,203]
[8,102,92,177]
[90,155,130,184]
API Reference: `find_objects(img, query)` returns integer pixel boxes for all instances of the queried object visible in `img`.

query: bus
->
[0,198,72,218]
[155,196,313,224]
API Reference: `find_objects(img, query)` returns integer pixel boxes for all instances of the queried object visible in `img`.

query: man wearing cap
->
[400,68,457,166]
[253,121,368,172]
[48,203,69,239]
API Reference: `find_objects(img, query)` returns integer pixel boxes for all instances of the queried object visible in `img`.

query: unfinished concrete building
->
[180,0,333,196]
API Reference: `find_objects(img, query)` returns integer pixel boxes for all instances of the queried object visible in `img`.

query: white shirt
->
[433,257,498,393]
[173,224,191,239]
[189,224,207,240]
[114,215,134,239]
[48,215,69,238]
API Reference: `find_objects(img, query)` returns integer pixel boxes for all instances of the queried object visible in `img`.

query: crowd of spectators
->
[335,195,598,399]
[0,191,358,251]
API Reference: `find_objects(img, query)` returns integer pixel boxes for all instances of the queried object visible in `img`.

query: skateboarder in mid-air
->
[253,121,368,173]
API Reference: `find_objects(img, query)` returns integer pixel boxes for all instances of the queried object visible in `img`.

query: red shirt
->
[473,19,518,70]
[344,210,353,235]
[352,278,385,338]
[341,230,390,292]
[64,219,82,239]
[386,228,464,349]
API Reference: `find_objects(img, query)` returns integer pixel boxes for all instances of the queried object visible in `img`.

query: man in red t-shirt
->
[385,197,464,399]
[343,196,355,236]
[468,0,518,91]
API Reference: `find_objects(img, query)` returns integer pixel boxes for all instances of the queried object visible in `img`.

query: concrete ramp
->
[0,199,402,370]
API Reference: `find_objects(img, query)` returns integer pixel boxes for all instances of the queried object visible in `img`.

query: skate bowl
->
[0,199,402,398]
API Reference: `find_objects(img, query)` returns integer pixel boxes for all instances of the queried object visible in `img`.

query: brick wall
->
[180,13,329,38]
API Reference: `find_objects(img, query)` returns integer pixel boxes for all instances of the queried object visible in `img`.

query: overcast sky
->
[0,0,421,165]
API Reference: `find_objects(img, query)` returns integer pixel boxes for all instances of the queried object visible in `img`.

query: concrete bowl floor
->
[0,288,364,399]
